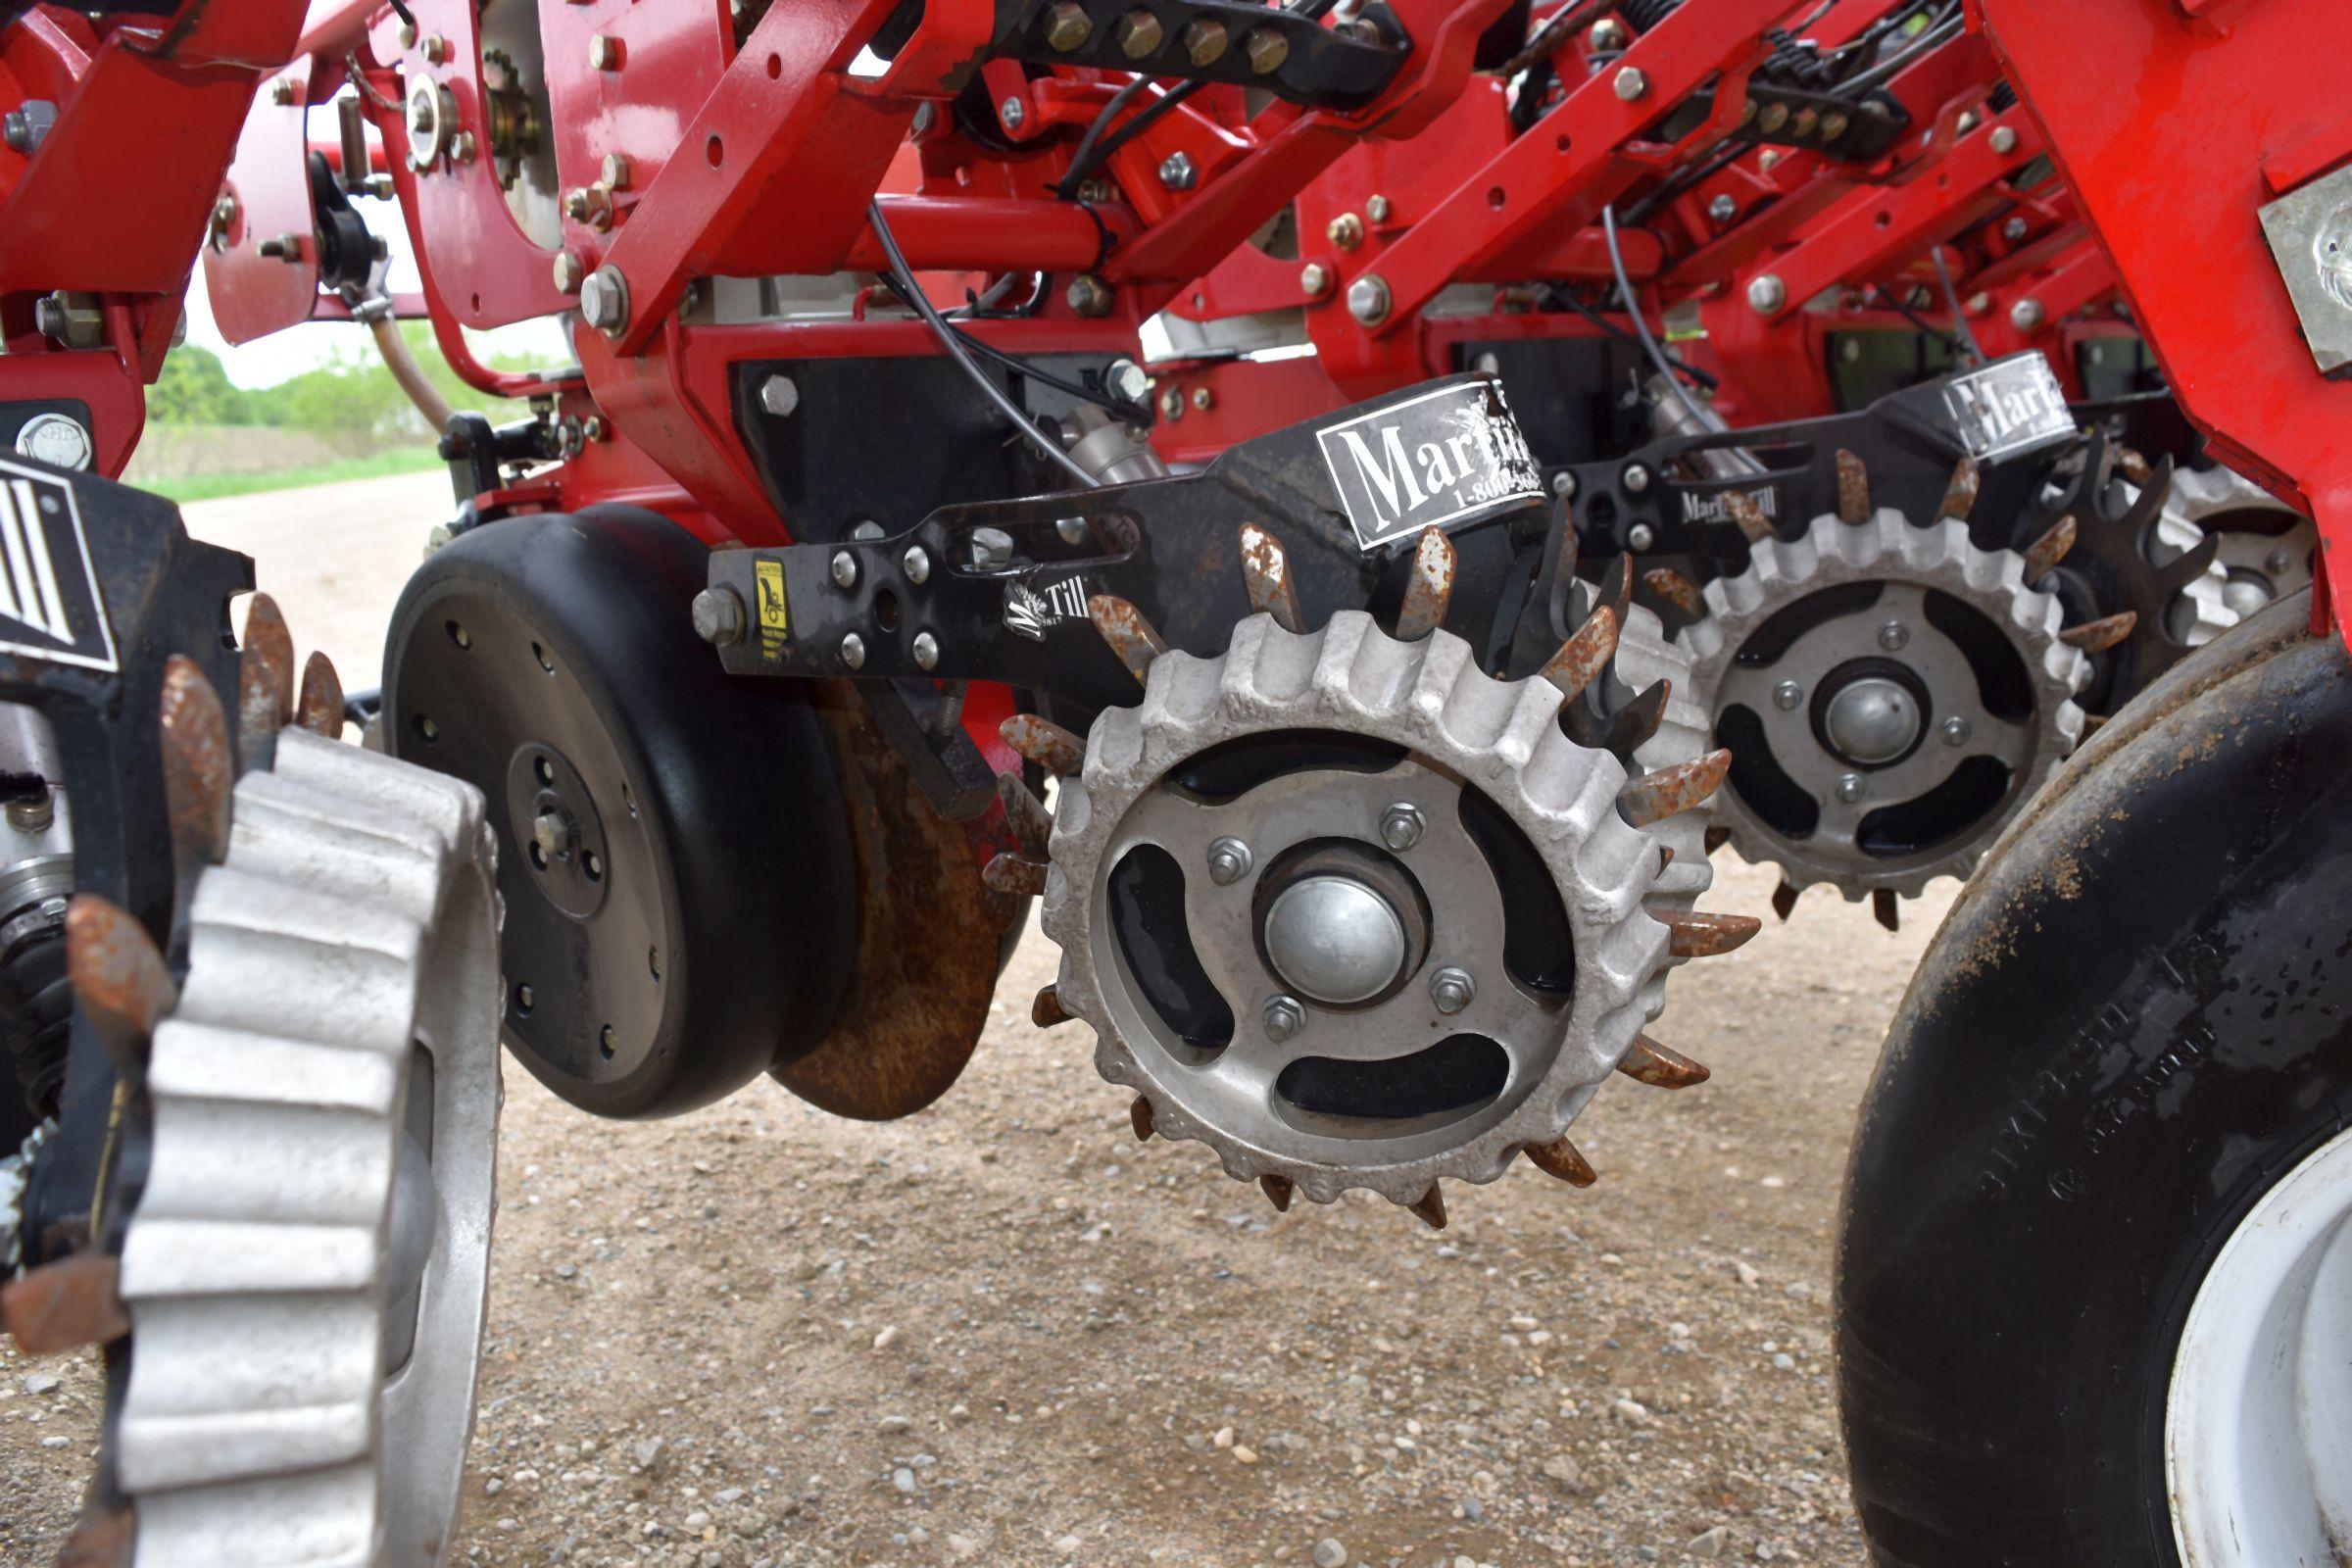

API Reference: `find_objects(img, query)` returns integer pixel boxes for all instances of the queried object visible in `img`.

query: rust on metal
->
[1001,713,1086,778]
[1873,888,1900,932]
[1238,522,1304,633]
[237,592,295,774]
[1395,527,1456,641]
[52,1494,134,1568]
[1725,487,1774,544]
[1771,878,1800,922]
[996,772,1054,859]
[1089,594,1169,685]
[1601,552,1632,624]
[1617,1033,1710,1089]
[1619,747,1731,828]
[1660,907,1763,958]
[160,654,232,872]
[1939,455,1982,521]
[2117,446,2154,486]
[1032,985,1072,1028]
[1656,846,1675,873]
[1642,566,1705,619]
[295,650,344,738]
[1523,1137,1598,1187]
[1539,605,1618,704]
[2082,710,2108,734]
[981,853,1049,897]
[1129,1095,1155,1143]
[2,1252,130,1355]
[1258,1173,1294,1212]
[2061,611,2137,653]
[1405,1183,1447,1231]
[66,894,175,1057]
[2022,513,2077,581]
[770,684,1012,1120]
[1836,449,1871,524]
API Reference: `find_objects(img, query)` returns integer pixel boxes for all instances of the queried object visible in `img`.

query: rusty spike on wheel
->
[1001,713,1086,778]
[1032,984,1072,1028]
[160,654,232,872]
[1725,487,1773,544]
[1660,907,1762,958]
[996,772,1054,859]
[1238,522,1303,633]
[1619,748,1731,828]
[1088,594,1169,685]
[1395,527,1456,641]
[2022,514,2077,581]
[66,895,176,1061]
[1939,455,1982,522]
[1600,552,1632,624]
[1874,888,1900,932]
[1771,878,1800,922]
[54,1494,134,1568]
[1405,1183,1447,1231]
[1836,449,1871,524]
[2061,612,2137,654]
[1,1253,129,1356]
[2117,446,2154,486]
[1259,1174,1294,1213]
[296,650,344,738]
[1617,1034,1710,1089]
[1524,1137,1598,1188]
[1642,566,1705,620]
[2082,711,2109,735]
[1129,1095,1155,1143]
[981,853,1049,898]
[237,592,295,772]
[1540,606,1618,704]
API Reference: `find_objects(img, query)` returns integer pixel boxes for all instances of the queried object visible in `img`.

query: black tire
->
[385,508,858,1119]
[1837,590,2352,1565]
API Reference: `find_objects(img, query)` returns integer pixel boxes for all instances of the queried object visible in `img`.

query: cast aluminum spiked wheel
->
[4,597,502,1568]
[1678,482,2091,927]
[1001,527,1747,1226]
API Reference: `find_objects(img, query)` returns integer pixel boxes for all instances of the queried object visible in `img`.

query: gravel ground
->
[0,474,1949,1566]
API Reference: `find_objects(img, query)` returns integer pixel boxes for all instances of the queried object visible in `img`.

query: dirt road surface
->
[0,473,1945,1566]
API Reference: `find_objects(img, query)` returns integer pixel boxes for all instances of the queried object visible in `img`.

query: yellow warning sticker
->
[755,559,788,660]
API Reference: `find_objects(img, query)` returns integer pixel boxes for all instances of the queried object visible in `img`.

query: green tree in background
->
[148,344,253,426]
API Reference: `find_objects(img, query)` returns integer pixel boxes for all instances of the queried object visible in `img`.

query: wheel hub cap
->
[1823,675,1922,764]
[1261,873,1409,1006]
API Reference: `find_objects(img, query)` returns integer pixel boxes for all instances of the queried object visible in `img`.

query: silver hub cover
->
[1822,676,1921,764]
[1261,874,1408,1005]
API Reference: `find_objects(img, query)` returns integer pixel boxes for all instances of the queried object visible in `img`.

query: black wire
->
[872,271,1146,421]
[1619,138,1748,227]
[1542,286,1719,389]
[1061,78,1207,197]
[384,0,416,26]
[1871,287,1962,349]
[1052,75,1158,198]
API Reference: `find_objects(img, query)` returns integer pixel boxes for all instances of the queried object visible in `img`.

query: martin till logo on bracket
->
[1316,379,1545,552]
[0,459,117,672]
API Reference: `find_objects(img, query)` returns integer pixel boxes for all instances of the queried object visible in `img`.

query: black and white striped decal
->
[0,458,117,672]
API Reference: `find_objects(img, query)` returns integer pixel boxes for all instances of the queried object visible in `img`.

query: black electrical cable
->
[1872,286,1962,349]
[873,271,1142,419]
[383,0,416,26]
[868,202,1102,489]
[1601,205,1714,427]
[1930,246,1986,366]
[1542,286,1719,390]
[1052,75,1159,198]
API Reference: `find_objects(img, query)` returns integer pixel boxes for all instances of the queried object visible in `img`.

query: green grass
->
[144,445,446,505]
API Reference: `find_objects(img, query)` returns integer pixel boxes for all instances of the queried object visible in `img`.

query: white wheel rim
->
[2168,1121,2352,1565]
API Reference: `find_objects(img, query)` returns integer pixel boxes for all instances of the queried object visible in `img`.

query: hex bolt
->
[1759,101,1790,133]
[601,153,633,190]
[1877,619,1910,652]
[829,551,858,590]
[1429,966,1476,1015]
[1066,273,1112,317]
[397,20,417,47]
[759,373,800,417]
[531,810,572,861]
[1159,388,1185,421]
[1623,463,1651,493]
[1191,388,1212,411]
[1116,8,1164,57]
[1379,803,1426,852]
[1157,151,1197,191]
[999,95,1026,131]
[903,545,931,584]
[1747,273,1788,316]
[1182,17,1229,66]
[1056,516,1090,545]
[690,586,745,646]
[1107,359,1151,402]
[1366,193,1392,222]
[1614,66,1649,101]
[1552,470,1578,498]
[588,33,622,70]
[2009,297,2046,333]
[1298,262,1332,298]
[551,251,585,295]
[1940,714,1972,748]
[1347,273,1393,325]
[1244,27,1289,74]
[912,630,941,671]
[2003,216,2030,241]
[1989,125,2019,155]
[1836,772,1867,804]
[579,266,629,334]
[1043,1,1093,50]
[1773,680,1804,711]
[1587,17,1628,49]
[1326,213,1364,250]
[422,32,453,63]
[1628,522,1656,552]
[1261,994,1305,1042]
[1206,836,1254,886]
[1708,193,1738,224]
[840,632,867,670]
